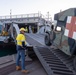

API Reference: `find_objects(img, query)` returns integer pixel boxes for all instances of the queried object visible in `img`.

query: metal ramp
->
[26,34,76,75]
[33,46,75,75]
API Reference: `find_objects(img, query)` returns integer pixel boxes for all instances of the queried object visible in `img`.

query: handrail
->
[0,13,43,19]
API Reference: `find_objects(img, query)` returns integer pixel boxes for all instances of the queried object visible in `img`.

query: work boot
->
[16,66,21,70]
[21,70,29,73]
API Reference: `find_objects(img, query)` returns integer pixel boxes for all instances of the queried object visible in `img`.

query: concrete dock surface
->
[8,60,47,75]
[0,55,47,75]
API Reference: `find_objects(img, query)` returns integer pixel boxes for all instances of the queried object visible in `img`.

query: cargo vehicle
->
[45,8,76,70]
[0,22,19,57]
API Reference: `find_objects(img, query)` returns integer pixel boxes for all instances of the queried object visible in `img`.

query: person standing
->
[16,27,29,73]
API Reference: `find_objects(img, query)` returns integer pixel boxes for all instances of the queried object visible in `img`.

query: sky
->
[0,0,76,20]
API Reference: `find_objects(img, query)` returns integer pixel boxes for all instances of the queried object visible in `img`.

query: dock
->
[0,33,76,75]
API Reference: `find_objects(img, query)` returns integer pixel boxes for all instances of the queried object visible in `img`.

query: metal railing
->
[0,13,44,19]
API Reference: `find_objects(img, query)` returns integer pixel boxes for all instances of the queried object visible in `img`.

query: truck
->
[44,8,76,70]
[0,22,19,57]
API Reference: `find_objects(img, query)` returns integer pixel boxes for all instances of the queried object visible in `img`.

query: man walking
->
[16,27,29,73]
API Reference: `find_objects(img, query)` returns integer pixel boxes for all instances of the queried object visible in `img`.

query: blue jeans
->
[16,50,26,70]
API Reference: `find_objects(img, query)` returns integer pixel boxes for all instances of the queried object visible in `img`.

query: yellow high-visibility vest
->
[16,34,26,46]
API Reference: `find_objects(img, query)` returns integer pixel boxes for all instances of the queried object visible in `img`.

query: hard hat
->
[20,28,26,31]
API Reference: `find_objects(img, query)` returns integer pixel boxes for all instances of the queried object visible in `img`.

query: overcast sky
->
[0,0,76,19]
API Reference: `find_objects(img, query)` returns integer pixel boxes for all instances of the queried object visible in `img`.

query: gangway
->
[26,33,76,75]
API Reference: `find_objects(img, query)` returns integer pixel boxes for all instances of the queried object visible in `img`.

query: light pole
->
[10,9,12,19]
[46,11,52,21]
[47,12,49,21]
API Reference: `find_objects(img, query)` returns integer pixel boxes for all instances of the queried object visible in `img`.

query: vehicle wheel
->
[73,56,76,71]
[45,33,51,46]
[50,31,55,42]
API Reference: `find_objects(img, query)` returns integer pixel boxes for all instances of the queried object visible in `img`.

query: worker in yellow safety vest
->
[16,27,29,73]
